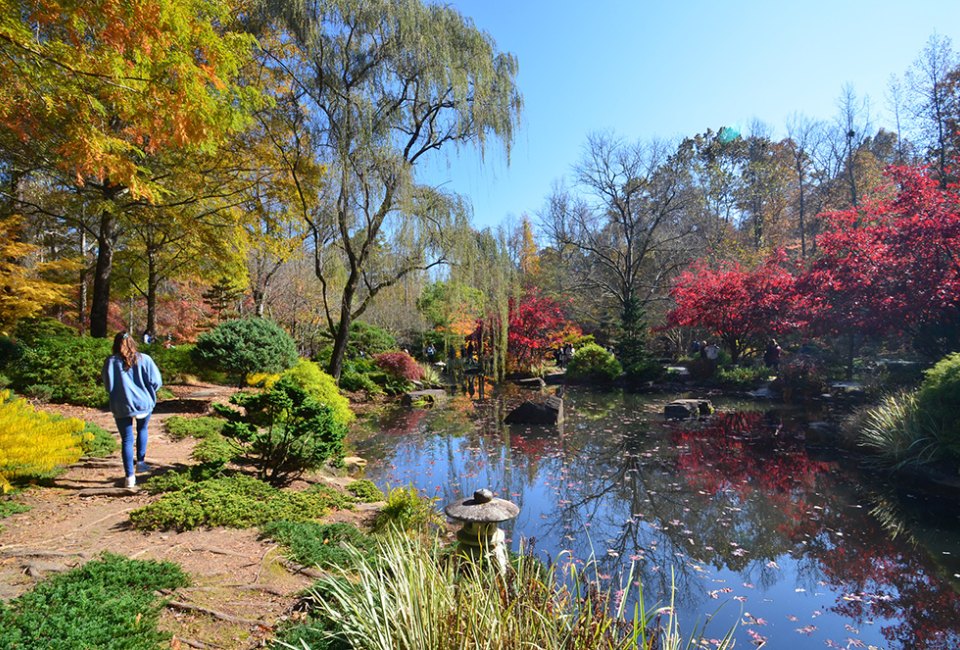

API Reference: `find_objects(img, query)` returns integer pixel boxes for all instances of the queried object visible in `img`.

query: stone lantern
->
[444,488,519,572]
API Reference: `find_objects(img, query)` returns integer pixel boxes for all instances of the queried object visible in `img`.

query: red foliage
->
[508,289,575,369]
[666,252,808,362]
[799,165,960,345]
[373,351,424,382]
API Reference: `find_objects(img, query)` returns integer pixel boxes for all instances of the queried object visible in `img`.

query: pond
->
[350,386,960,649]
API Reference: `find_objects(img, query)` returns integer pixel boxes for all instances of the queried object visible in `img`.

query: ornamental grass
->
[279,531,736,650]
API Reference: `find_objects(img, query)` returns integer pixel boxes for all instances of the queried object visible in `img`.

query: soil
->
[0,383,376,649]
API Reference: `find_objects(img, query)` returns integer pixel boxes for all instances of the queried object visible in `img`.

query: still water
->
[350,387,960,649]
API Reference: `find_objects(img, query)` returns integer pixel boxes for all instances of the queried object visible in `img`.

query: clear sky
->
[421,1,960,229]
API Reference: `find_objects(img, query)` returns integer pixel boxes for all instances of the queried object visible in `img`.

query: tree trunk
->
[89,210,118,338]
[253,287,266,317]
[327,274,358,381]
[146,249,158,337]
[796,158,807,259]
[78,229,87,335]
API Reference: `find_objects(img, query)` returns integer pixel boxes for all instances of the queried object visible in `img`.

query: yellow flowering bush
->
[0,390,86,492]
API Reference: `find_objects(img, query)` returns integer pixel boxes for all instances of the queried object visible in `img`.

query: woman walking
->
[102,332,163,488]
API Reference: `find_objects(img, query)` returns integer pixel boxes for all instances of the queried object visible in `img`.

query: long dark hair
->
[112,332,140,371]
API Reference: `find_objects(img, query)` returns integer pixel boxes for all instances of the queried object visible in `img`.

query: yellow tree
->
[518,215,541,283]
[0,0,261,337]
[0,216,74,332]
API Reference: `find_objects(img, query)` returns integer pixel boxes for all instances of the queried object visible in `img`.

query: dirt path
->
[0,384,343,649]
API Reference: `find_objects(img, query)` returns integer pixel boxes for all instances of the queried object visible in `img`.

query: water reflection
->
[351,387,960,649]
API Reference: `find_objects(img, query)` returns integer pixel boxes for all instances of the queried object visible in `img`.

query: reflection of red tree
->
[379,409,429,436]
[814,524,960,649]
[509,433,559,458]
[672,412,832,537]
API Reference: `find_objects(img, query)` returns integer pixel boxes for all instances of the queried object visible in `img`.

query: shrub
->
[0,553,188,650]
[164,415,225,441]
[0,499,29,519]
[0,335,22,370]
[346,321,397,358]
[190,436,237,467]
[191,318,298,384]
[129,475,354,531]
[81,422,118,458]
[280,360,355,426]
[214,377,346,485]
[346,479,384,503]
[261,521,376,569]
[246,370,280,388]
[140,343,202,382]
[0,390,87,492]
[374,351,424,382]
[141,465,223,494]
[12,317,75,344]
[623,358,664,383]
[916,352,960,460]
[773,355,827,401]
[372,485,442,534]
[339,368,384,395]
[566,343,622,382]
[9,335,111,407]
[715,365,772,389]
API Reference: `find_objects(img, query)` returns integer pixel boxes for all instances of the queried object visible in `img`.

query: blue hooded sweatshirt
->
[102,353,163,419]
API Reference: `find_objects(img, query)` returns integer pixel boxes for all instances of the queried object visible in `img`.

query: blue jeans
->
[115,414,150,478]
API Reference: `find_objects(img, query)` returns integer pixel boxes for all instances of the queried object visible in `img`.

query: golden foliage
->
[0,390,87,492]
[0,216,76,332]
[0,0,260,199]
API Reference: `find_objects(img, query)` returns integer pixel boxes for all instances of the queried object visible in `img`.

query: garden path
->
[0,383,350,649]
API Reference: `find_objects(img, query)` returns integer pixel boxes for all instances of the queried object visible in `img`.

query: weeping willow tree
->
[447,226,517,383]
[261,0,522,379]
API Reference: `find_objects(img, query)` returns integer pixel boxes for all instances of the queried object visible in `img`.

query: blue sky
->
[421,1,960,229]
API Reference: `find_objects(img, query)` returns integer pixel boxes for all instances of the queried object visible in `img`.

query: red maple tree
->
[666,252,807,363]
[799,165,960,357]
[507,290,575,370]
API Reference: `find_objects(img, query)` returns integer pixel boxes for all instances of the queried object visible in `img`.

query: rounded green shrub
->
[566,343,622,382]
[214,377,347,484]
[917,352,960,460]
[191,318,298,384]
[346,479,384,503]
[10,336,111,406]
[280,360,355,426]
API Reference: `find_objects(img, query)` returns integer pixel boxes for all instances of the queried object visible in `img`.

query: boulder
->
[747,386,776,399]
[665,366,690,379]
[343,456,368,472]
[504,396,564,425]
[543,371,566,385]
[401,389,449,407]
[514,377,546,390]
[663,398,714,420]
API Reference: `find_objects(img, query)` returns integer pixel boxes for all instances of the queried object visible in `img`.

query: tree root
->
[166,600,265,628]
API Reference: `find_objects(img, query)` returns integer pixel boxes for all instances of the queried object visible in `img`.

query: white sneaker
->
[125,475,136,489]
[136,461,151,473]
